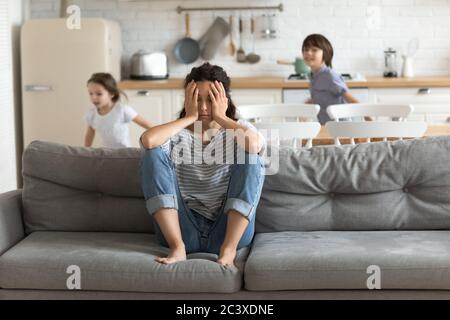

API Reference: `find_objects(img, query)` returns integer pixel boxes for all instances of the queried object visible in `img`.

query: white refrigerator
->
[21,18,122,147]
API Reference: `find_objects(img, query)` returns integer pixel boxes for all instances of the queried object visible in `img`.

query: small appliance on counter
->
[130,50,169,80]
[402,38,419,78]
[383,47,398,78]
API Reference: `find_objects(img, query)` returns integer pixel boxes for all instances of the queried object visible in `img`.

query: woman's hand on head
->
[209,81,228,122]
[184,80,199,120]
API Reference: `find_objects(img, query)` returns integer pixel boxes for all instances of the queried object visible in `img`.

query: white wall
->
[29,0,450,78]
[0,0,23,193]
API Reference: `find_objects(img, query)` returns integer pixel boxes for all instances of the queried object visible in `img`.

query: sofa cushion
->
[0,232,247,293]
[24,136,450,234]
[245,231,450,290]
[256,136,450,232]
[22,141,151,233]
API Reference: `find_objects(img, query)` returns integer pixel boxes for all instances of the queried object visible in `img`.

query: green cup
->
[277,57,311,77]
[293,58,311,77]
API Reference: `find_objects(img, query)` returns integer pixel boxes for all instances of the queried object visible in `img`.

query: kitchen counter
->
[361,76,450,88]
[119,76,450,90]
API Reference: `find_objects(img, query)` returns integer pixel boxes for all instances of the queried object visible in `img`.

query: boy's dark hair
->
[302,34,334,68]
[179,63,237,120]
[87,73,126,103]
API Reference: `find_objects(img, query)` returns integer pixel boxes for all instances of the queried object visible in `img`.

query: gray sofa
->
[2,137,450,300]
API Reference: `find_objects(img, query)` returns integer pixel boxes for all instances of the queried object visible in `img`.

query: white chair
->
[327,103,413,122]
[325,103,427,145]
[409,104,450,124]
[237,104,321,148]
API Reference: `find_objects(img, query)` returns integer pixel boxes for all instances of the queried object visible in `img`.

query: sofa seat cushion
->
[245,231,450,291]
[0,232,248,293]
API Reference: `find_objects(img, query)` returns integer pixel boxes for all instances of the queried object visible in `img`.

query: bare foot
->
[155,245,186,265]
[217,247,237,268]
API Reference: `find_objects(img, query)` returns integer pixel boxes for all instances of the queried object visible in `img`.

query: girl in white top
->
[84,73,152,148]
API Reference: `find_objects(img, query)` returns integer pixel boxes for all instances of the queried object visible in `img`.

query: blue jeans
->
[139,146,265,255]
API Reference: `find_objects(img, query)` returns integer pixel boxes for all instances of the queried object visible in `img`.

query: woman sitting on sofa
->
[139,63,266,268]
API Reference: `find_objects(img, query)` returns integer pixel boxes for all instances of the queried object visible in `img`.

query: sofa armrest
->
[0,190,25,255]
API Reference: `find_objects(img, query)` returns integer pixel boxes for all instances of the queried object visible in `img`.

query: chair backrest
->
[238,103,320,121]
[237,104,321,148]
[409,104,450,124]
[254,122,322,148]
[326,103,419,145]
[325,121,428,145]
[327,103,413,121]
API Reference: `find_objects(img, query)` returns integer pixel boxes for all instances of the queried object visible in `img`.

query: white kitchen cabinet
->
[283,89,311,104]
[231,89,282,106]
[283,88,370,104]
[349,88,370,103]
[125,89,172,147]
[369,88,450,123]
[171,89,186,121]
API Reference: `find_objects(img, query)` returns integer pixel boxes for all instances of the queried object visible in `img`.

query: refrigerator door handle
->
[25,85,54,92]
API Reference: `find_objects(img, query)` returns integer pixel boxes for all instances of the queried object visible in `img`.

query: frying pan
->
[174,13,200,64]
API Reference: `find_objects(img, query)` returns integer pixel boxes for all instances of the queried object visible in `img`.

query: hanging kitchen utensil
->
[268,14,277,38]
[237,16,247,63]
[261,14,270,39]
[246,16,260,64]
[262,14,277,39]
[174,13,200,64]
[228,15,236,56]
[198,17,230,60]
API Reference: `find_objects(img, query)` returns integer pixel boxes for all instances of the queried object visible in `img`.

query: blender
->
[383,47,398,78]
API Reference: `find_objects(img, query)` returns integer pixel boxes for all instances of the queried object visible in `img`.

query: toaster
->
[130,50,169,80]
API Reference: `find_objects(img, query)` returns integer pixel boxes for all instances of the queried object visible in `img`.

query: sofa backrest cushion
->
[256,136,450,232]
[22,141,152,234]
[23,136,450,234]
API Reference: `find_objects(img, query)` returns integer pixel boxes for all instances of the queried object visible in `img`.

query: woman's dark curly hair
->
[179,63,237,121]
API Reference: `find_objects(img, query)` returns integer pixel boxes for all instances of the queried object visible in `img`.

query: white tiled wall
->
[29,0,450,78]
[1,0,22,192]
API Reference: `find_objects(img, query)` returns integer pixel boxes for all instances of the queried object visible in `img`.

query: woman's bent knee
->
[141,147,173,175]
[143,146,167,162]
